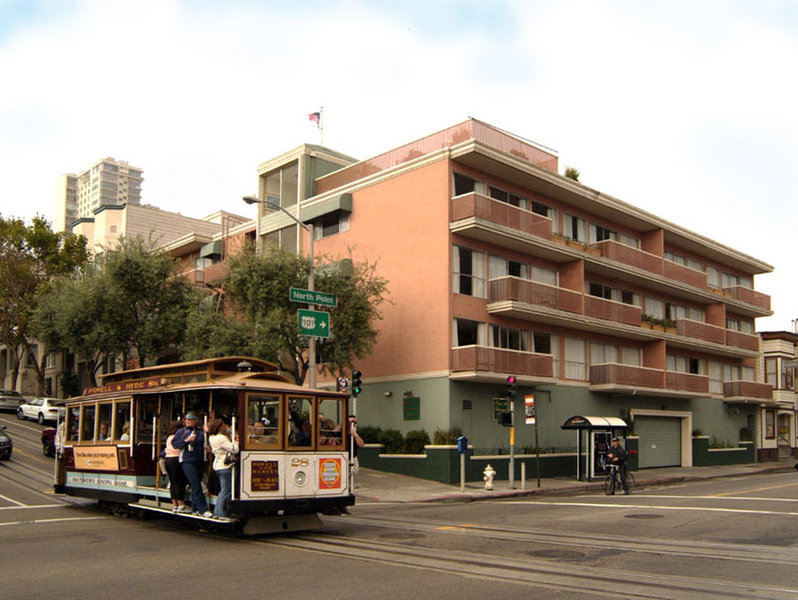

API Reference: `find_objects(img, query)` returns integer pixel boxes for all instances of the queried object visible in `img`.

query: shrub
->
[709,437,735,449]
[378,429,405,454]
[358,425,382,444]
[433,427,463,445]
[404,429,430,454]
[692,428,705,437]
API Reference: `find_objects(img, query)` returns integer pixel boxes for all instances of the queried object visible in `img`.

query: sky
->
[0,0,796,331]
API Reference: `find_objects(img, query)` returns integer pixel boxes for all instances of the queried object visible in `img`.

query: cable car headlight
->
[294,471,307,486]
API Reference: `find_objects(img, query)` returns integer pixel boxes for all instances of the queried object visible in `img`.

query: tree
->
[0,215,88,394]
[96,236,196,366]
[187,244,389,385]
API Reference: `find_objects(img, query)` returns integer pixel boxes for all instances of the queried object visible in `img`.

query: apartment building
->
[55,157,143,232]
[250,118,776,468]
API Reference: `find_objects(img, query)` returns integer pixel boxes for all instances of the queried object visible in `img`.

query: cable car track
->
[256,531,798,600]
[339,513,798,567]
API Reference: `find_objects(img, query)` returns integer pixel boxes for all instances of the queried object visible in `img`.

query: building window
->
[765,357,778,387]
[564,337,586,380]
[644,297,665,320]
[489,186,527,210]
[453,318,484,346]
[706,266,720,289]
[765,410,775,439]
[589,224,617,243]
[530,201,557,232]
[45,353,56,369]
[453,173,476,196]
[621,289,640,306]
[313,211,350,240]
[532,332,552,354]
[563,214,587,242]
[589,282,615,300]
[490,325,529,351]
[530,265,557,286]
[453,246,485,298]
[489,255,527,279]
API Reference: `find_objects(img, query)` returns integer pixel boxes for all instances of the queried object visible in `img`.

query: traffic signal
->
[507,375,517,400]
[498,411,512,427]
[352,370,362,397]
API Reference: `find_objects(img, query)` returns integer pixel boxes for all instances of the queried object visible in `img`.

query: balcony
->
[451,193,553,240]
[725,330,760,352]
[593,239,662,273]
[451,346,553,378]
[722,285,771,312]
[489,277,581,314]
[666,371,709,394]
[584,296,642,326]
[590,363,665,389]
[664,260,707,288]
[676,319,726,345]
[723,381,773,400]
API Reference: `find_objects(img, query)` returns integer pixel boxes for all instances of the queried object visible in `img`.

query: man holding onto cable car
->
[171,413,213,518]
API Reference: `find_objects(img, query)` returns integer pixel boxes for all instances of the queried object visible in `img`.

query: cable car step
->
[129,501,237,523]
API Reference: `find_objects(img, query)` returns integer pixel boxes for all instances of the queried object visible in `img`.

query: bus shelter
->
[561,415,628,481]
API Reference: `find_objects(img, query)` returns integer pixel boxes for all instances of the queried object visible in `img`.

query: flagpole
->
[319,106,324,145]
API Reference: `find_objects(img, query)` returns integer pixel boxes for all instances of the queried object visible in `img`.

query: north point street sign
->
[297,308,331,338]
[290,287,338,308]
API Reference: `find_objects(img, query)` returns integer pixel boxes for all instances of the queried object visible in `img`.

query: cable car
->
[54,356,354,534]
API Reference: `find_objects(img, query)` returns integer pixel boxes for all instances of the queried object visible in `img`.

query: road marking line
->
[709,482,798,497]
[0,516,108,527]
[0,493,25,506]
[642,494,798,503]
[0,504,63,510]
[507,500,798,516]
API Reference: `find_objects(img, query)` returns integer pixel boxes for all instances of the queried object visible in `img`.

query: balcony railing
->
[183,269,205,284]
[666,371,709,394]
[589,363,665,388]
[723,380,773,400]
[676,318,726,344]
[584,296,642,325]
[722,286,771,312]
[489,277,581,313]
[725,330,760,352]
[664,260,707,288]
[451,346,553,377]
[593,239,662,273]
[451,193,553,240]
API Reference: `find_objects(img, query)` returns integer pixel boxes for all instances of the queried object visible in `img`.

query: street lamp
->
[242,195,317,388]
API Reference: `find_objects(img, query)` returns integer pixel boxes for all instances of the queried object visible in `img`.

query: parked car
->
[0,390,24,413]
[17,397,65,424]
[42,427,56,457]
[0,425,12,460]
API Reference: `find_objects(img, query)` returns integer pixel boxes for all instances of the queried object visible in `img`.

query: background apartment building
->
[251,118,783,467]
[55,157,143,232]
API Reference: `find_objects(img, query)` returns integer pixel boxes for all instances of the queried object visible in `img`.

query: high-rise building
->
[55,157,143,232]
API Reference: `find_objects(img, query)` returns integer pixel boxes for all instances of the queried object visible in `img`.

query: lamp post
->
[242,195,317,388]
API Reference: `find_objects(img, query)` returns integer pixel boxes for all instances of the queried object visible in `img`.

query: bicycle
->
[604,463,635,495]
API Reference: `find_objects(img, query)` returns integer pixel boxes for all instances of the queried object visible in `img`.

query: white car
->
[17,397,65,424]
[0,390,24,413]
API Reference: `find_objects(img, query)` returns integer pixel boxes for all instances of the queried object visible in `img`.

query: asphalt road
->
[2,413,798,600]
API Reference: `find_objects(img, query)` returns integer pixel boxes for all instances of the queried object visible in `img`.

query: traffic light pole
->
[509,399,515,489]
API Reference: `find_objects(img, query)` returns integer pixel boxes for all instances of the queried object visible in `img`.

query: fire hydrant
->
[483,464,496,490]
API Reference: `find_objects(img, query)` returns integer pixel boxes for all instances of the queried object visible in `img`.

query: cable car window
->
[67,406,80,442]
[318,398,344,447]
[114,400,131,441]
[97,403,113,441]
[81,405,96,443]
[247,394,280,448]
[287,396,313,449]
[137,398,158,443]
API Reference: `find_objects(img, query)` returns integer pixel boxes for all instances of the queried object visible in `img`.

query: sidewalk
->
[354,457,798,504]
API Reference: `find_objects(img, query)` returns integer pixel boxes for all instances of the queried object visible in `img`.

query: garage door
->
[635,416,682,468]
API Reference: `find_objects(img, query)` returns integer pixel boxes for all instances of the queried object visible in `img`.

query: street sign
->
[297,308,331,338]
[290,287,338,308]
[525,394,536,425]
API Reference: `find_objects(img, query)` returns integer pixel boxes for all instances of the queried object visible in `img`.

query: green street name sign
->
[290,287,338,308]
[297,308,331,338]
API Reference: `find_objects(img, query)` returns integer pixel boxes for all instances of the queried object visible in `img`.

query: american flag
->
[308,111,321,127]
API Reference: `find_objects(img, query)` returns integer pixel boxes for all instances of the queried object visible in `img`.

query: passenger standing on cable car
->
[208,418,238,519]
[171,413,213,518]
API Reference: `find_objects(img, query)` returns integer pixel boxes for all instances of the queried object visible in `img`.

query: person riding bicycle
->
[606,437,629,494]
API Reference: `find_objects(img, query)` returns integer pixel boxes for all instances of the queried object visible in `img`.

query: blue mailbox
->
[456,436,468,454]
